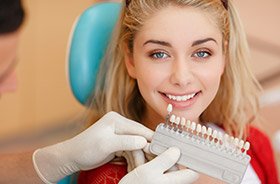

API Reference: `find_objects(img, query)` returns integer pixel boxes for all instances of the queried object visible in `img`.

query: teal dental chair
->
[67,2,121,105]
[59,2,121,184]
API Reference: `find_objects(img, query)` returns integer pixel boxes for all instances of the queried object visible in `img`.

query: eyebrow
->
[143,40,171,47]
[191,38,217,47]
[143,37,217,47]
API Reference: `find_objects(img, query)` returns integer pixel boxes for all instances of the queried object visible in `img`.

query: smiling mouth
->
[162,91,200,102]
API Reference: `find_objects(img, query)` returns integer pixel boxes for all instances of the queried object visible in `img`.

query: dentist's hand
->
[119,147,199,184]
[32,111,153,184]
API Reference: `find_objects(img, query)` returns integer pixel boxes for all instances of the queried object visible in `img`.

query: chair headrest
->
[67,2,121,105]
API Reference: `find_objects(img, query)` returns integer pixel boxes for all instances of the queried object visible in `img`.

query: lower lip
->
[160,92,201,110]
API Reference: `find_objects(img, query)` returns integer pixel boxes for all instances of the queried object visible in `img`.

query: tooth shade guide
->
[162,108,250,153]
[151,123,251,183]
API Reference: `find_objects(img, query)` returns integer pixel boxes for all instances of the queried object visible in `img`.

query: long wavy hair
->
[87,0,261,139]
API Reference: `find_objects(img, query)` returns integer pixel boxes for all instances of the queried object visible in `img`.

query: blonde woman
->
[77,0,279,183]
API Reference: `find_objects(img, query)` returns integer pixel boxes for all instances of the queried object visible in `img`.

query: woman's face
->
[125,5,225,129]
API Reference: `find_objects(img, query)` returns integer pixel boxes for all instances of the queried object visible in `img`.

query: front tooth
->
[167,93,196,101]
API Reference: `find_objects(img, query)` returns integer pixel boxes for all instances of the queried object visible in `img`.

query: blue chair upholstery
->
[59,2,121,184]
[67,2,121,105]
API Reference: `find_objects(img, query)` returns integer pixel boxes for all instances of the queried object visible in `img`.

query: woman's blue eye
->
[151,52,169,59]
[193,51,211,58]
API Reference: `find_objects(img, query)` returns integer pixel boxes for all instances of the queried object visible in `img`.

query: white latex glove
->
[119,147,199,184]
[32,111,153,184]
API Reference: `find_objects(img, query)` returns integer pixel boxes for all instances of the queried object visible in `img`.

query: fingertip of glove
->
[135,136,148,148]
[167,147,180,157]
[161,147,181,163]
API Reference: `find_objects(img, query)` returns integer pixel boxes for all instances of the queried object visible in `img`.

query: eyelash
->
[149,51,170,60]
[148,49,212,61]
[192,50,212,59]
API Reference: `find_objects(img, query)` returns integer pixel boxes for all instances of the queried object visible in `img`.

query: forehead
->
[135,5,222,45]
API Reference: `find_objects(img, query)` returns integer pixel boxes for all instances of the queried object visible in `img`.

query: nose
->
[170,58,194,87]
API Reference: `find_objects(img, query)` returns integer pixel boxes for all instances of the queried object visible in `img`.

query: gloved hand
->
[119,147,199,184]
[32,111,153,184]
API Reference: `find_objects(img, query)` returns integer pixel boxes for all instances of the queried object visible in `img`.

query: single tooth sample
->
[191,122,196,133]
[234,138,239,152]
[196,124,202,136]
[238,140,245,154]
[243,141,250,155]
[165,104,173,125]
[167,104,173,113]
[186,120,191,130]
[180,117,186,127]
[217,131,223,146]
[212,130,218,143]
[202,126,207,137]
[207,127,212,140]
[170,114,176,124]
[175,117,180,126]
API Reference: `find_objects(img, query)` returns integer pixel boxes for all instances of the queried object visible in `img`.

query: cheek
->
[198,62,224,92]
[135,61,169,91]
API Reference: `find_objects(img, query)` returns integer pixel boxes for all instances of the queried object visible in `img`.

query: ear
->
[124,45,137,79]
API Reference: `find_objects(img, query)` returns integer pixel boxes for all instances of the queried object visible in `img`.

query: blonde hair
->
[88,0,262,138]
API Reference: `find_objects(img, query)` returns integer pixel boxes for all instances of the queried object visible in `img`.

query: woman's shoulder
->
[247,126,270,143]
[78,163,127,184]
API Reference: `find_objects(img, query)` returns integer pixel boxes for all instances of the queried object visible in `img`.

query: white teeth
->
[166,93,196,102]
